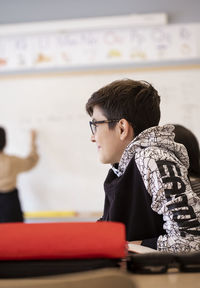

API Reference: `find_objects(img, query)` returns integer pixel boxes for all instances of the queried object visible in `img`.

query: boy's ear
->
[118,119,134,140]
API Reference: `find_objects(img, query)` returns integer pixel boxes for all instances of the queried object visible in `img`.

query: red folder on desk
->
[0,222,126,278]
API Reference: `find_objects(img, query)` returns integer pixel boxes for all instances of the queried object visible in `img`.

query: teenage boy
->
[86,79,200,252]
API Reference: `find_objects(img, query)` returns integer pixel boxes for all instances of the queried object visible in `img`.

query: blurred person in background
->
[0,127,39,222]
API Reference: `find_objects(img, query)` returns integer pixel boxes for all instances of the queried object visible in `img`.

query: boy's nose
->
[91,134,96,142]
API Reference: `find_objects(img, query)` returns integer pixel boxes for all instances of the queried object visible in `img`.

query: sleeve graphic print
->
[135,148,200,253]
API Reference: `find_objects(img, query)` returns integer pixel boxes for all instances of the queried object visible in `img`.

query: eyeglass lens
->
[91,123,96,134]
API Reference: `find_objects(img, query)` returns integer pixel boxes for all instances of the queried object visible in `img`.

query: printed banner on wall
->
[0,23,199,72]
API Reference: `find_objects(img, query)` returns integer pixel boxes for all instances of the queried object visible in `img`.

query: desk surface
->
[130,269,200,288]
[0,268,199,288]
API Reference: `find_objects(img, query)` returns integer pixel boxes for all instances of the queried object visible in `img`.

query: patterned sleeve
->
[135,147,200,253]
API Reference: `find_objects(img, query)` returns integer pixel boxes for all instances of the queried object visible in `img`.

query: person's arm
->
[13,130,39,172]
[139,157,170,251]
[136,150,200,252]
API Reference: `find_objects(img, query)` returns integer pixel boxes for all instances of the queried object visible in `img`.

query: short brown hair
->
[86,79,161,136]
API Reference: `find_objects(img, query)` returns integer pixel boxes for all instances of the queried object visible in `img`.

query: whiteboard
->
[0,66,200,213]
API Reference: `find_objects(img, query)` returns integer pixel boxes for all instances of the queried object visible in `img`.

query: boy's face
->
[90,105,129,165]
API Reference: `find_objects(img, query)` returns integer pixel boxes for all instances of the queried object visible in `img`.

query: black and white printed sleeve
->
[135,147,200,253]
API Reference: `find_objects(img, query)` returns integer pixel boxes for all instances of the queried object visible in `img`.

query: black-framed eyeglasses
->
[89,120,119,135]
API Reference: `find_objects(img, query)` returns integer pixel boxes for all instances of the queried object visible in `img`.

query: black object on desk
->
[127,252,200,274]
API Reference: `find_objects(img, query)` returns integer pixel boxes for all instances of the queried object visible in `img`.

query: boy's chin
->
[99,156,110,165]
[100,159,108,164]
